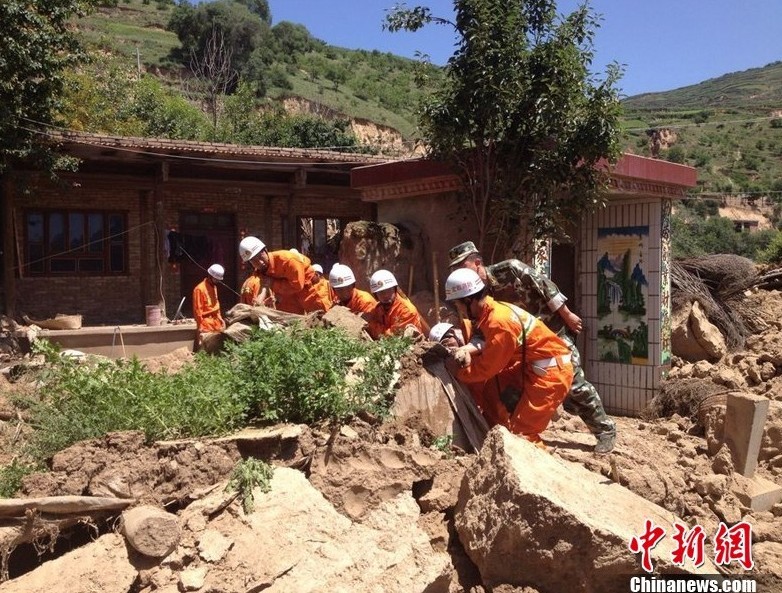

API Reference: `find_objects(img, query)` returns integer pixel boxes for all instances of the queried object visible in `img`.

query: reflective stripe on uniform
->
[503,302,537,341]
[531,354,572,376]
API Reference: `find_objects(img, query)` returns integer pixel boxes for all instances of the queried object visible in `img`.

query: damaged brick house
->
[351,155,697,415]
[0,132,384,325]
[1,130,696,414]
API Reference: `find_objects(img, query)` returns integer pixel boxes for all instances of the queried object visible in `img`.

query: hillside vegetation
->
[71,0,440,140]
[619,62,782,196]
[67,1,782,261]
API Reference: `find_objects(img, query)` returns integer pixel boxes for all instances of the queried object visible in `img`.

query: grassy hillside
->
[74,1,782,195]
[619,63,782,195]
[73,0,435,139]
[623,61,782,111]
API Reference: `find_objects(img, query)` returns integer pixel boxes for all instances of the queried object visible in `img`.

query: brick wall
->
[11,173,373,326]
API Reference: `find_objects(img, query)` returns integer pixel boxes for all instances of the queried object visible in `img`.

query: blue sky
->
[267,0,782,98]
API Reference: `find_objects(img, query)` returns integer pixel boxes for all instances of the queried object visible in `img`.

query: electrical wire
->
[177,244,242,298]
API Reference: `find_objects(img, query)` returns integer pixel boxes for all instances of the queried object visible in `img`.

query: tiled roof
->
[48,130,395,165]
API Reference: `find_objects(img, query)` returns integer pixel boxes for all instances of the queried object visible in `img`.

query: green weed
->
[226,457,274,514]
[0,460,38,498]
[431,434,454,457]
[224,326,408,424]
[23,329,409,463]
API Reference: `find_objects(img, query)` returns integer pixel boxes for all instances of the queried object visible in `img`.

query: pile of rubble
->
[2,255,782,591]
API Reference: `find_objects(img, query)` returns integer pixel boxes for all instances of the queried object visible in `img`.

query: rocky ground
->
[1,287,782,592]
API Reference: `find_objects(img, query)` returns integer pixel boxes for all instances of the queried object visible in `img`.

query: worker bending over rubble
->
[240,267,271,307]
[329,264,377,315]
[238,236,332,313]
[444,268,573,446]
[448,241,616,454]
[366,269,429,339]
[310,264,334,309]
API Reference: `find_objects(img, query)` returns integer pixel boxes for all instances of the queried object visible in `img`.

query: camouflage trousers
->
[558,330,616,438]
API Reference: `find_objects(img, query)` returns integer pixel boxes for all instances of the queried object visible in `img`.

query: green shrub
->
[0,460,38,497]
[226,457,274,513]
[25,351,243,460]
[224,326,408,423]
[22,328,409,461]
[757,231,782,263]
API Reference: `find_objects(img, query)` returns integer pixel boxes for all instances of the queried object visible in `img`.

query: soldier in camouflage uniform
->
[448,241,616,453]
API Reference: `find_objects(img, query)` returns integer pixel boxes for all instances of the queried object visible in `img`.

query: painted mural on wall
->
[660,200,673,365]
[597,226,650,364]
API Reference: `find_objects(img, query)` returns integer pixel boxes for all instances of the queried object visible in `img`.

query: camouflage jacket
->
[485,259,567,334]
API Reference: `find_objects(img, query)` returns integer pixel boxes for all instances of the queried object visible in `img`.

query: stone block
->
[455,427,715,592]
[733,474,782,513]
[725,392,770,477]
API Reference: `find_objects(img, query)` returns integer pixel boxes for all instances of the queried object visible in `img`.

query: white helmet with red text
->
[445,268,484,300]
[239,236,265,263]
[369,269,398,294]
[329,264,356,288]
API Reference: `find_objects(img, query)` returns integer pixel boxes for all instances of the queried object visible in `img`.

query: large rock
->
[672,301,726,362]
[338,221,428,293]
[0,533,136,593]
[455,427,716,592]
[690,301,727,361]
[147,468,449,593]
[121,504,181,558]
[392,360,488,453]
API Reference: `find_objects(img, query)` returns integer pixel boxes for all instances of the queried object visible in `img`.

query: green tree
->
[168,0,266,78]
[0,0,96,172]
[272,21,318,61]
[234,0,271,23]
[386,0,623,256]
[122,77,209,140]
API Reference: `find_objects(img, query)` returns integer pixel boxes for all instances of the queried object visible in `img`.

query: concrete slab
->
[34,322,197,359]
[725,392,770,477]
[733,474,782,512]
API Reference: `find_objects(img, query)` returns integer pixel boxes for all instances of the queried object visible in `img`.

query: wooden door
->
[178,211,237,318]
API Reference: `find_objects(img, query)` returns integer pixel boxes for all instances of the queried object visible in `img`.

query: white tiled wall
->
[580,198,668,416]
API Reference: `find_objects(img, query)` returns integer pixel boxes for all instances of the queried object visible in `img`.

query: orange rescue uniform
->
[312,278,335,311]
[240,271,263,305]
[367,292,428,339]
[336,287,378,316]
[192,278,224,334]
[456,296,573,444]
[265,250,331,313]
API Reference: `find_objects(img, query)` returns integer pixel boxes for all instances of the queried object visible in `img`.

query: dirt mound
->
[5,297,782,590]
[21,427,315,506]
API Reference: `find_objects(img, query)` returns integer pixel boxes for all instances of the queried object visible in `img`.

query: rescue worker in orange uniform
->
[238,236,331,314]
[310,263,334,310]
[329,263,377,316]
[444,268,574,445]
[240,269,269,306]
[193,263,226,348]
[366,269,429,339]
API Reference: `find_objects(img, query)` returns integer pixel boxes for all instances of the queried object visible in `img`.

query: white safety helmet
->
[312,264,324,275]
[429,322,454,343]
[445,268,484,301]
[239,236,265,263]
[207,263,225,281]
[329,264,356,288]
[369,269,398,293]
